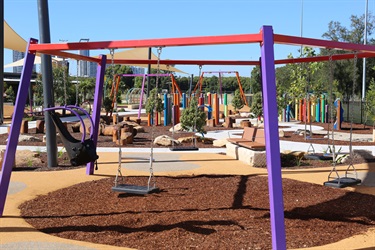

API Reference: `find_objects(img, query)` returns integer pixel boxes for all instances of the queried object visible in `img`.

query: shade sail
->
[4,20,27,52]
[4,20,187,74]
[105,48,187,74]
[4,56,63,69]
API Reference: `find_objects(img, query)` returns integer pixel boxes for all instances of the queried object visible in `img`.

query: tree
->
[78,77,95,102]
[251,92,263,121]
[322,14,375,98]
[249,66,262,94]
[231,89,245,112]
[364,78,375,126]
[145,88,163,114]
[180,97,206,134]
[4,84,15,104]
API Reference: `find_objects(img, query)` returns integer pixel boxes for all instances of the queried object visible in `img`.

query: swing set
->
[192,70,248,106]
[2,26,375,249]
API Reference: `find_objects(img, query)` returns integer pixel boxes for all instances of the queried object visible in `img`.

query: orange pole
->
[213,93,219,124]
[170,74,183,98]
[110,75,121,116]
[235,72,248,106]
[192,72,205,95]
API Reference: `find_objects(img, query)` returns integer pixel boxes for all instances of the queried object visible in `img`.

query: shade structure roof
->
[3,20,186,74]
[26,30,375,66]
[4,20,28,52]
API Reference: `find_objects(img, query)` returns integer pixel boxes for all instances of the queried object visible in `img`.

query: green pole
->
[223,93,228,117]
[321,95,325,123]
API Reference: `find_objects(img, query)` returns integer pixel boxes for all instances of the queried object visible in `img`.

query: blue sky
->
[3,0,373,77]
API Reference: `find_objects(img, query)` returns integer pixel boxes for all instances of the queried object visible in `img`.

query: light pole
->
[361,0,368,124]
[362,0,368,101]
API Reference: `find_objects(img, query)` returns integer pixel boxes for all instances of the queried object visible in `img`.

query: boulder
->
[120,129,133,144]
[17,135,42,142]
[213,138,228,147]
[224,117,235,128]
[240,120,251,128]
[43,134,62,144]
[169,123,182,132]
[279,129,285,138]
[154,135,180,146]
[177,136,195,143]
[36,120,45,134]
[0,149,42,170]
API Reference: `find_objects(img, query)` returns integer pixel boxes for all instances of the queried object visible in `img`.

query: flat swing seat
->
[324,177,361,188]
[112,184,159,195]
[169,146,199,151]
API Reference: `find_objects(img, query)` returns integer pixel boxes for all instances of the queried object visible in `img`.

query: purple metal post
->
[0,38,38,217]
[260,26,286,249]
[86,55,106,175]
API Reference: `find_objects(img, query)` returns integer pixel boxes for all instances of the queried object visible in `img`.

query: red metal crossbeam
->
[275,52,375,64]
[274,34,375,53]
[38,50,101,63]
[29,33,263,52]
[110,59,260,66]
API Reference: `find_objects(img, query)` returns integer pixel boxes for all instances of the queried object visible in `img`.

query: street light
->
[362,0,368,102]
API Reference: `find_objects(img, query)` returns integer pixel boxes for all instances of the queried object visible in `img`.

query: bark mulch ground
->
[19,176,375,250]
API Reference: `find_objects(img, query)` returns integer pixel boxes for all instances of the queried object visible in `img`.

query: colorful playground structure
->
[109,72,242,127]
[282,94,344,130]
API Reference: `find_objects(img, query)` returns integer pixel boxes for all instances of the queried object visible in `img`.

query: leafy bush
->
[231,89,245,112]
[180,97,207,134]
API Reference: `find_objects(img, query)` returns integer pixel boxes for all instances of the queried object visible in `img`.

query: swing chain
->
[349,52,358,162]
[327,50,336,166]
[110,49,122,187]
[149,47,163,189]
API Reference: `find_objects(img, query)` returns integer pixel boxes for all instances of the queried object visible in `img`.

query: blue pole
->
[286,104,290,122]
[182,93,187,109]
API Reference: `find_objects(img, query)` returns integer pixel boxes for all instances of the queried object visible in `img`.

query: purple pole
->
[138,75,147,119]
[86,55,106,175]
[0,38,37,217]
[260,26,286,249]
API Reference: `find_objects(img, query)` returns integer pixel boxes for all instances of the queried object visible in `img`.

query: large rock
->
[279,129,285,138]
[0,149,42,170]
[17,135,42,142]
[43,133,62,143]
[177,136,195,143]
[154,135,180,146]
[240,120,251,128]
[72,119,104,136]
[169,123,182,132]
[213,138,228,147]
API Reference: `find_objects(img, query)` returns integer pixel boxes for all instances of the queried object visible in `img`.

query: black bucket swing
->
[44,105,99,166]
